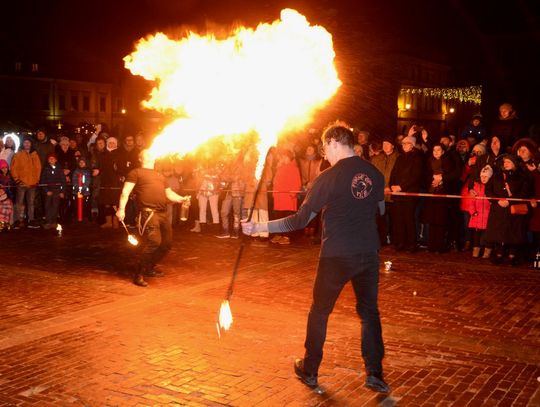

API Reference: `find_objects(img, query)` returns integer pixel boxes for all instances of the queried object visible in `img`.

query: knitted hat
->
[480,165,493,179]
[502,154,519,167]
[471,143,486,155]
[402,135,416,145]
[46,152,57,161]
[0,159,8,169]
[382,135,395,145]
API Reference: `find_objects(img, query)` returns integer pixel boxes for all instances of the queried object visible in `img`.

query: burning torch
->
[120,220,139,246]
[114,206,139,246]
[217,149,271,336]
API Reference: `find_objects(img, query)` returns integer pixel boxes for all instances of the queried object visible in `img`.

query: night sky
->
[1,0,539,123]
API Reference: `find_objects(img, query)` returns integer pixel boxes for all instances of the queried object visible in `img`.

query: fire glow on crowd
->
[123,9,342,331]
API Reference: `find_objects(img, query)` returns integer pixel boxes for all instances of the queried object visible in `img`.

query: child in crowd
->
[71,157,92,221]
[468,165,493,258]
[0,159,14,231]
[40,153,67,229]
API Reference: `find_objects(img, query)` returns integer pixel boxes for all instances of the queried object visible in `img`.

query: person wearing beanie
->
[485,152,532,266]
[388,134,424,252]
[39,152,67,229]
[461,114,487,144]
[371,136,400,245]
[490,103,522,150]
[471,135,506,190]
[401,135,416,146]
[10,138,42,229]
[33,129,56,167]
[512,138,540,172]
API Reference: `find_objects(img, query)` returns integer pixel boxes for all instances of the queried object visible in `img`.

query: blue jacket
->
[40,164,67,193]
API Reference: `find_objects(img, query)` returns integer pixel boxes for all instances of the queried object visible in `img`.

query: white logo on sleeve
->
[351,173,373,199]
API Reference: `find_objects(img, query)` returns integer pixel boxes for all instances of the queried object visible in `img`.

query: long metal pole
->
[225,148,271,300]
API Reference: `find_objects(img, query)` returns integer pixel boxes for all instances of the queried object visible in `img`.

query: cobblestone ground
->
[0,223,538,406]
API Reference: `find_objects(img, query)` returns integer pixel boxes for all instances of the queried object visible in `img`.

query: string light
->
[400,85,482,105]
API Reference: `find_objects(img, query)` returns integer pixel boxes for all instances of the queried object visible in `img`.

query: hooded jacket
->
[11,148,41,186]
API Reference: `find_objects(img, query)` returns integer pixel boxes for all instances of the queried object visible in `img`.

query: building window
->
[82,93,90,112]
[15,62,22,72]
[99,95,106,112]
[32,63,39,73]
[71,93,79,111]
[115,98,123,113]
[58,94,66,111]
[42,93,50,110]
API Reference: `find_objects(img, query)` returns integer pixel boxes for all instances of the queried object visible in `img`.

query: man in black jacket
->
[242,122,389,394]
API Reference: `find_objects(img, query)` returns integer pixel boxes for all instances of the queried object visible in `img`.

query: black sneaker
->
[215,232,230,239]
[365,373,390,394]
[294,358,318,388]
[12,220,21,230]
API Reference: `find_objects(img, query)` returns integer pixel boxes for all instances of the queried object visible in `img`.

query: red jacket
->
[467,182,491,230]
[272,161,301,211]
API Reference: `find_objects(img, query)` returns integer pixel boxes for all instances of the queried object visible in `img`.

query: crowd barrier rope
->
[2,183,539,203]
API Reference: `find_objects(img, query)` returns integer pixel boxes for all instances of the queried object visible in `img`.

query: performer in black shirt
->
[116,149,190,287]
[242,122,389,393]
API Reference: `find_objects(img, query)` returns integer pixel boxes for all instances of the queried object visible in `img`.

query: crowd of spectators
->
[1,102,538,266]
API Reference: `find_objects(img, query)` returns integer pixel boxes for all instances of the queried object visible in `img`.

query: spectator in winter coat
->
[371,136,399,245]
[485,154,532,266]
[421,144,460,253]
[388,135,424,251]
[40,153,67,229]
[10,138,42,229]
[271,149,302,245]
[490,103,522,152]
[468,165,493,258]
[461,114,487,144]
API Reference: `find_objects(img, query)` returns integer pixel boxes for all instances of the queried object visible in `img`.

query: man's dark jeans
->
[303,251,384,376]
[138,210,172,273]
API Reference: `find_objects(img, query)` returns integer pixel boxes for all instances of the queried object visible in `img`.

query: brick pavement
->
[0,224,538,406]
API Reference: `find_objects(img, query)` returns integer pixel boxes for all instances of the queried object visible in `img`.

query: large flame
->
[124,8,341,177]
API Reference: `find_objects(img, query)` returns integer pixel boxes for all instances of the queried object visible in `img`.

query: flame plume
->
[124,8,341,177]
